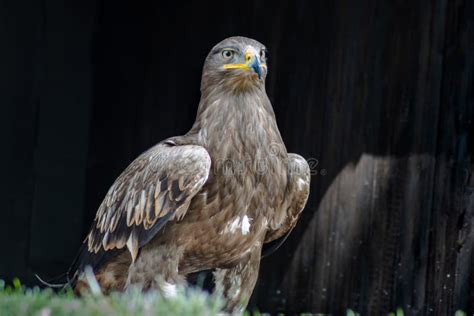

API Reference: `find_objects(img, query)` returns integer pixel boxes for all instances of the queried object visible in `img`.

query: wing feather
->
[84,142,211,262]
[264,153,310,244]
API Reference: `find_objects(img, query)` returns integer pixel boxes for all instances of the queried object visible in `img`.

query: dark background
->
[1,0,473,314]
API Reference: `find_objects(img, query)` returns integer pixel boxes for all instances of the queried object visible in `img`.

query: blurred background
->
[0,0,473,314]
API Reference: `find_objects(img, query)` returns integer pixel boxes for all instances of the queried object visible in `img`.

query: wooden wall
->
[0,0,95,283]
[0,0,472,314]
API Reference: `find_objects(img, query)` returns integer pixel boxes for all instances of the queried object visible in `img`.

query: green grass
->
[0,278,223,316]
[1,279,467,315]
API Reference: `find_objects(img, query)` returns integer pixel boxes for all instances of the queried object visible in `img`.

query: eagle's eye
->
[221,49,235,60]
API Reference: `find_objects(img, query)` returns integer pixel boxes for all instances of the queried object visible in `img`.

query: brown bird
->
[68,36,310,312]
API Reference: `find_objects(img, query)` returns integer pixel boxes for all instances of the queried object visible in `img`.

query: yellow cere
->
[245,52,253,63]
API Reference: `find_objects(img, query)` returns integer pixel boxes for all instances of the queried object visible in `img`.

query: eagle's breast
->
[174,95,288,271]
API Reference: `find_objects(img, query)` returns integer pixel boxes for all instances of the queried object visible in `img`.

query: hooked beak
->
[223,50,265,79]
[247,53,263,79]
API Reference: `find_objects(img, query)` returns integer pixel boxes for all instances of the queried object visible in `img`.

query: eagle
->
[68,36,310,312]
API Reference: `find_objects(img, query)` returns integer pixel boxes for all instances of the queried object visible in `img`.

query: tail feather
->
[67,242,121,288]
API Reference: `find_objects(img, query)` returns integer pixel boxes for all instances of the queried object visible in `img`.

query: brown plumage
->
[69,36,310,312]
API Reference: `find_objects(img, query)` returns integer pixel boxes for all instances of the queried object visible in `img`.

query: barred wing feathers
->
[85,142,211,263]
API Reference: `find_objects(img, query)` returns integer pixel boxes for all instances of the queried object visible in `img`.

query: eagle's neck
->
[186,83,289,213]
[189,87,286,159]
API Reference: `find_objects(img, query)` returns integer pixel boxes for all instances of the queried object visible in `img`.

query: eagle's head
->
[201,36,268,92]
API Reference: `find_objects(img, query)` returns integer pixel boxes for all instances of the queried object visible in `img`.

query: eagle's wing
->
[264,153,310,244]
[85,141,211,262]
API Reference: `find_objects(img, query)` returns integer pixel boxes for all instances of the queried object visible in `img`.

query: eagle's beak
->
[246,52,263,79]
[223,50,265,79]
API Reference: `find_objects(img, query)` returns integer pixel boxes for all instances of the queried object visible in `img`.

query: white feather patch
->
[241,215,251,234]
[220,215,252,235]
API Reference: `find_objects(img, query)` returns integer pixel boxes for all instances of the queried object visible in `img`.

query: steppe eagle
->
[68,36,310,312]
